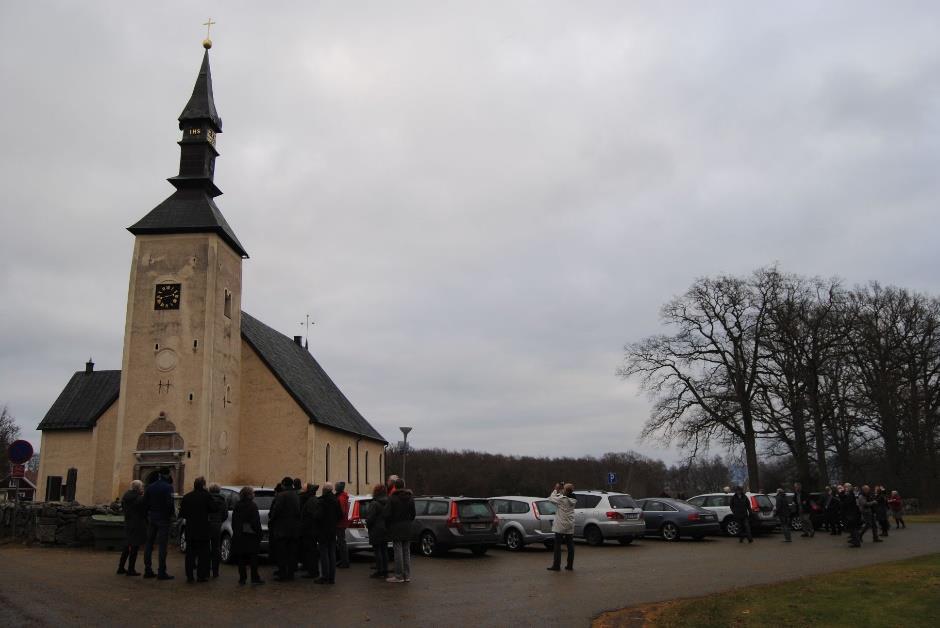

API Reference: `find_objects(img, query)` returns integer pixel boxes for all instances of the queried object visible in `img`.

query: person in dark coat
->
[826,486,843,535]
[300,484,321,579]
[268,477,301,581]
[841,483,862,548]
[793,483,814,538]
[730,486,753,544]
[117,480,146,576]
[384,478,416,582]
[774,488,791,542]
[298,483,319,577]
[874,486,890,537]
[335,481,351,569]
[207,483,229,578]
[142,468,175,580]
[858,485,881,543]
[313,482,343,584]
[179,476,218,583]
[231,486,264,585]
[366,484,389,578]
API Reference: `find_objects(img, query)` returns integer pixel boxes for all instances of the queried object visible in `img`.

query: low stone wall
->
[0,501,119,546]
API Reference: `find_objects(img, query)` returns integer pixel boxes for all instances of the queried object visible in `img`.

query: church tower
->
[110,42,247,495]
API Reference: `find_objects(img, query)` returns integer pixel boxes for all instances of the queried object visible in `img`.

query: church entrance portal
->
[134,413,185,490]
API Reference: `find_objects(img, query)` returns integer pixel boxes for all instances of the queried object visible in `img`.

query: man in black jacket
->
[179,476,218,583]
[314,482,343,584]
[117,480,146,575]
[774,488,791,542]
[299,483,320,578]
[730,486,753,543]
[841,483,862,548]
[269,477,301,581]
[142,468,175,580]
[207,483,229,578]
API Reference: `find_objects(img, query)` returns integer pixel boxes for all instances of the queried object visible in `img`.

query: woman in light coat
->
[547,482,577,571]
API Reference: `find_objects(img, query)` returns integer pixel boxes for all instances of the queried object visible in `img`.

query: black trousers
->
[118,544,140,572]
[209,525,223,576]
[336,528,350,567]
[143,522,170,575]
[185,539,211,581]
[860,513,879,541]
[737,516,753,541]
[828,512,842,534]
[552,533,574,568]
[236,551,261,583]
[276,537,298,579]
[303,537,320,576]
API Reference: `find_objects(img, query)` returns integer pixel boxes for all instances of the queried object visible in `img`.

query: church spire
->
[128,42,248,258]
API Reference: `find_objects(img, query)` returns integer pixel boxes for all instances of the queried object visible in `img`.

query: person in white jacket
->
[547,483,577,571]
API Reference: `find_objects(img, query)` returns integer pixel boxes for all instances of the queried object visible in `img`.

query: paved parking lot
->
[1,525,939,627]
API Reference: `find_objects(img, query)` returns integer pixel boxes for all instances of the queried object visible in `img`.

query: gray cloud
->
[2,1,939,462]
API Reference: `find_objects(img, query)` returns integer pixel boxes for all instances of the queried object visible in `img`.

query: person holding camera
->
[547,482,577,572]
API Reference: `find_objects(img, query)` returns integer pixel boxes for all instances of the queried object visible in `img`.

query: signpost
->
[607,472,617,490]
[7,440,34,537]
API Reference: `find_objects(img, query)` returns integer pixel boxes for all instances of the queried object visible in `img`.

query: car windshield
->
[254,492,275,511]
[457,501,492,519]
[608,495,638,509]
[755,494,774,510]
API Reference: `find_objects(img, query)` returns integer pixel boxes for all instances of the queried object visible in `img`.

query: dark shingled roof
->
[179,50,222,131]
[37,370,121,431]
[241,312,386,443]
[127,189,248,258]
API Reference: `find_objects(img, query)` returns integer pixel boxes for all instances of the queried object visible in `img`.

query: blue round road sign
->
[8,440,34,465]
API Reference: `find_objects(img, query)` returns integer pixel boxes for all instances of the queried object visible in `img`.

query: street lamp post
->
[399,426,413,481]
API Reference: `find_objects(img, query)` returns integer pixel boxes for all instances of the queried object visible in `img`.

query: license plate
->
[624,513,638,519]
[469,523,488,530]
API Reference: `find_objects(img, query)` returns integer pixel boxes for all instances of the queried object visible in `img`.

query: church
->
[36,42,387,505]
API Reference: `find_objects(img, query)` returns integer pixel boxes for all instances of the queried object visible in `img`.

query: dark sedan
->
[636,498,722,541]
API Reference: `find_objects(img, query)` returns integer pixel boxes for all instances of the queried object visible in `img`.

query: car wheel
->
[220,533,232,564]
[178,528,187,553]
[584,525,604,546]
[661,522,679,542]
[724,518,740,537]
[419,531,438,557]
[617,537,634,545]
[471,545,488,556]
[504,528,524,552]
[790,518,803,531]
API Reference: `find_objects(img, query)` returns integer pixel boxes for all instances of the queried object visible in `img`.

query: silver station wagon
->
[489,496,557,551]
[536,490,646,546]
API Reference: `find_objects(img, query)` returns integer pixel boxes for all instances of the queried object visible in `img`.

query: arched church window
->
[365,451,369,484]
[325,444,331,482]
[347,447,352,481]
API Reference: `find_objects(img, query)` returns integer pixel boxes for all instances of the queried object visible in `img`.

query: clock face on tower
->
[154,283,181,310]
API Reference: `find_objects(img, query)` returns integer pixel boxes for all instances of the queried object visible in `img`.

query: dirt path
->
[1,525,937,627]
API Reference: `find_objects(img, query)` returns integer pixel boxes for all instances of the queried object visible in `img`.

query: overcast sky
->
[2,2,939,463]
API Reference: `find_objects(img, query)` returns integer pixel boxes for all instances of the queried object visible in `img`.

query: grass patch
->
[598,553,940,628]
[906,513,940,524]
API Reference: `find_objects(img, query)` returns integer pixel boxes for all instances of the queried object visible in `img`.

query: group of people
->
[725,482,907,548]
[114,468,417,585]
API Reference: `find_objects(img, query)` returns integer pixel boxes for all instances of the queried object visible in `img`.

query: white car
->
[686,492,779,536]
[178,485,276,562]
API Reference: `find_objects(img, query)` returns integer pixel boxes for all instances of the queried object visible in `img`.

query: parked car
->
[538,490,645,546]
[412,496,500,557]
[177,486,276,562]
[344,495,382,553]
[489,496,557,551]
[635,497,721,541]
[686,492,778,536]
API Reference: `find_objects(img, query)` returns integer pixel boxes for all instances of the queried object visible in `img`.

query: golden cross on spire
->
[202,18,216,49]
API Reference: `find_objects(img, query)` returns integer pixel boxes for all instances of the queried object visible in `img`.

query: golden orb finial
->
[202,18,216,49]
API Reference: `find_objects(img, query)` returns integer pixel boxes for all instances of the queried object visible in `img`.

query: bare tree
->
[619,268,781,490]
[0,405,21,470]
